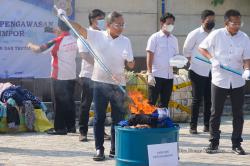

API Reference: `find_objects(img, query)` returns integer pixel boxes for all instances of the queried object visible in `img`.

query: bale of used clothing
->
[119,108,174,128]
[0,85,43,109]
[0,105,28,132]
[6,104,20,129]
[0,101,6,121]
[128,114,158,128]
[23,100,35,131]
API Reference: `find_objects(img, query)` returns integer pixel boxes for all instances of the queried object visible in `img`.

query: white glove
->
[210,57,220,69]
[57,9,67,20]
[122,50,128,60]
[147,73,156,86]
[242,69,250,80]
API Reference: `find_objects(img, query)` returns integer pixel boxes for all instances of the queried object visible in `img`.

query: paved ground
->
[0,115,250,166]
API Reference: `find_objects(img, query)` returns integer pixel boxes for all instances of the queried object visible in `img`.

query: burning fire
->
[128,90,156,114]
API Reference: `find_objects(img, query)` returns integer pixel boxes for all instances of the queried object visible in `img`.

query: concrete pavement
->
[0,115,250,166]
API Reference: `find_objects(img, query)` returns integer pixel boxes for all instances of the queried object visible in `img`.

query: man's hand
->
[242,69,250,80]
[27,42,41,53]
[57,9,67,20]
[147,73,156,86]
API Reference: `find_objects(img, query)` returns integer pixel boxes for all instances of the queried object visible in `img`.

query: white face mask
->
[163,24,174,33]
[97,19,105,30]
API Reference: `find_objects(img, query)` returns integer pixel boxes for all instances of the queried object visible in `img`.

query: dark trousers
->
[148,77,173,108]
[189,70,211,128]
[210,84,244,146]
[93,81,126,151]
[52,79,76,131]
[78,77,93,135]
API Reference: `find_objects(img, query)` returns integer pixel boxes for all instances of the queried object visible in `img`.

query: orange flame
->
[128,90,156,114]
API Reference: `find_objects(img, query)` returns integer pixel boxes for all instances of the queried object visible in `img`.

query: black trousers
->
[78,77,93,135]
[210,84,244,146]
[189,70,211,128]
[52,79,76,131]
[93,82,126,151]
[148,77,173,108]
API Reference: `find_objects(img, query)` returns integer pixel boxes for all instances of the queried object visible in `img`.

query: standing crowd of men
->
[27,7,249,161]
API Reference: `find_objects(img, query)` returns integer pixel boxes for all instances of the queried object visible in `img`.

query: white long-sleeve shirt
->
[183,26,211,77]
[199,28,250,89]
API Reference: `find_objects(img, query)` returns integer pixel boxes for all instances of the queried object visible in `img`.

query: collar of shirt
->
[159,30,173,38]
[103,30,122,41]
[199,25,208,34]
[223,27,241,38]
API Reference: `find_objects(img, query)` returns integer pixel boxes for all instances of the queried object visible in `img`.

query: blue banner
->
[0,0,75,78]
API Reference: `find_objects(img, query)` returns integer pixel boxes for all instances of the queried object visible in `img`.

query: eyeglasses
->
[112,23,126,29]
[228,21,244,27]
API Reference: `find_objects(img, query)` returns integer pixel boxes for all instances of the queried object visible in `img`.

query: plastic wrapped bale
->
[169,69,192,122]
[126,71,148,97]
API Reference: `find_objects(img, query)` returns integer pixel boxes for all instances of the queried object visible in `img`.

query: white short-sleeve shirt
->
[87,29,134,86]
[183,26,211,77]
[77,27,94,78]
[146,30,179,79]
[199,28,250,89]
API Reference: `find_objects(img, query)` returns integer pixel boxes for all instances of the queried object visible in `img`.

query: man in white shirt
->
[27,19,78,135]
[199,9,250,155]
[77,9,110,142]
[57,9,135,161]
[183,10,215,134]
[146,13,179,109]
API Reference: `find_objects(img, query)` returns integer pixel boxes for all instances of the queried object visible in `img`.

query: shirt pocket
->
[156,43,168,55]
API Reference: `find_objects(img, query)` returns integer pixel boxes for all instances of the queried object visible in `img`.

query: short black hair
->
[224,9,241,21]
[106,11,123,24]
[88,9,105,25]
[160,13,175,23]
[58,19,70,31]
[201,10,215,20]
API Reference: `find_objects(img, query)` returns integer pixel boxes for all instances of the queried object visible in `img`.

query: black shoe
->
[203,126,209,132]
[104,132,111,140]
[47,129,67,135]
[189,128,198,134]
[79,133,88,142]
[232,145,246,155]
[93,149,105,161]
[109,150,115,158]
[205,143,219,154]
[67,127,76,133]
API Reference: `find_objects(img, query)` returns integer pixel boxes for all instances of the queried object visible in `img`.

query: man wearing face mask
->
[146,13,179,109]
[199,9,250,155]
[183,10,215,134]
[77,9,111,142]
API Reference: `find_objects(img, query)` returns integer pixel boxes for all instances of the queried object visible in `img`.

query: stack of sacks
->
[126,71,148,97]
[170,69,192,122]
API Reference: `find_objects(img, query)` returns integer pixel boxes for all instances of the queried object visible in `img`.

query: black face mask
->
[205,21,215,30]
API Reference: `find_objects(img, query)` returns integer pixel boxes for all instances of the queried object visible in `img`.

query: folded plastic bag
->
[33,109,53,132]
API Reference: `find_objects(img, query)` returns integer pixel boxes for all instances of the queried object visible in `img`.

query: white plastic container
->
[169,55,188,68]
